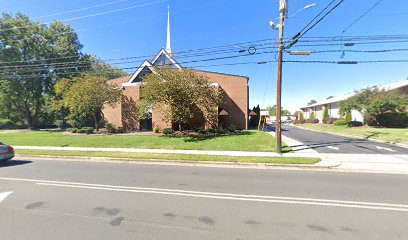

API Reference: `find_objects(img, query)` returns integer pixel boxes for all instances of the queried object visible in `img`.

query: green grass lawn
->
[299,124,408,144]
[1,130,289,152]
[15,149,319,165]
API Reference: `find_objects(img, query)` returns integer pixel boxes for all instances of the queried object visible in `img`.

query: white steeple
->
[166,5,172,55]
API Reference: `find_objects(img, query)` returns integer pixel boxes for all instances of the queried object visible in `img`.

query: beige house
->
[299,80,408,123]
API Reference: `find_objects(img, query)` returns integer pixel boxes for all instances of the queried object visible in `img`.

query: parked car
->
[0,142,14,162]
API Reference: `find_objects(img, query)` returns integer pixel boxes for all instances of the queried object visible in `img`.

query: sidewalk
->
[13,145,408,174]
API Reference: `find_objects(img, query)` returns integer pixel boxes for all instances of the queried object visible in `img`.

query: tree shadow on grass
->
[363,131,388,140]
[161,131,256,143]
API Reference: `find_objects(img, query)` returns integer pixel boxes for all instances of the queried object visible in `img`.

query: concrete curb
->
[14,154,333,171]
[294,125,408,149]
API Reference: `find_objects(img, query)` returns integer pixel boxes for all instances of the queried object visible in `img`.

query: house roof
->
[195,69,249,80]
[300,79,408,109]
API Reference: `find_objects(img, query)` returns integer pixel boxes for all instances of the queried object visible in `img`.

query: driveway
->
[266,125,407,154]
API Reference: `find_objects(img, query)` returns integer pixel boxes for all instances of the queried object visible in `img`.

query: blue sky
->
[2,0,408,112]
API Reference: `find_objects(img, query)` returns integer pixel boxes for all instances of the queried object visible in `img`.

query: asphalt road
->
[267,124,408,154]
[1,158,408,240]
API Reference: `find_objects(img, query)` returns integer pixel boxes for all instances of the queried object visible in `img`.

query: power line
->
[0,50,276,75]
[342,0,383,34]
[32,0,138,20]
[292,0,337,39]
[2,0,230,45]
[0,0,167,32]
[0,38,277,65]
[296,0,346,40]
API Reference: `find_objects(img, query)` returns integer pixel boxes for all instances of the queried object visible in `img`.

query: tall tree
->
[307,100,317,106]
[340,88,407,125]
[0,13,89,129]
[139,67,223,130]
[59,75,122,131]
[83,55,128,79]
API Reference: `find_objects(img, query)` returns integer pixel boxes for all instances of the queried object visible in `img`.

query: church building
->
[103,8,249,131]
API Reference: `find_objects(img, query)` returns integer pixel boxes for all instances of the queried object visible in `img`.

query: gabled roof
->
[123,60,155,87]
[122,49,182,87]
[151,48,182,69]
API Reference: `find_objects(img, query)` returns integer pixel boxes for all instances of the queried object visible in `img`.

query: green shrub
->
[323,107,329,120]
[105,123,117,134]
[323,118,338,124]
[208,128,217,134]
[66,128,78,133]
[76,129,86,134]
[310,112,315,120]
[197,127,207,134]
[345,111,352,123]
[299,112,305,121]
[333,120,348,126]
[116,127,126,134]
[377,112,408,128]
[153,128,160,133]
[163,128,175,135]
[54,120,64,129]
[227,124,236,132]
[217,127,228,134]
[81,127,94,134]
[0,119,16,129]
[348,121,363,127]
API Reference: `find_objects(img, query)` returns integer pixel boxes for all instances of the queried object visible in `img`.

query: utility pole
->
[275,0,287,154]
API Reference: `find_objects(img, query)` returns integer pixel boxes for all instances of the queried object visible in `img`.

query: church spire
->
[166,5,172,55]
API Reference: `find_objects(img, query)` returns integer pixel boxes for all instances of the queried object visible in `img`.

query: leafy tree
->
[249,105,260,128]
[307,100,317,106]
[139,67,223,130]
[265,105,291,116]
[60,75,122,131]
[0,13,89,129]
[326,96,334,100]
[83,55,128,79]
[340,88,407,126]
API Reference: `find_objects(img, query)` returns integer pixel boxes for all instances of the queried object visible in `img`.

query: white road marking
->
[37,183,408,212]
[376,146,397,152]
[0,176,407,212]
[0,191,12,203]
[326,146,340,151]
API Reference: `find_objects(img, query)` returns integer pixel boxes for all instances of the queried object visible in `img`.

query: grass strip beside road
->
[2,130,287,152]
[15,150,320,165]
[299,124,408,144]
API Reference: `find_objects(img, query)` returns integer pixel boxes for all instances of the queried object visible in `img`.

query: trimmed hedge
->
[333,120,348,126]
[348,121,363,127]
[323,118,339,124]
[163,128,175,135]
[377,112,408,128]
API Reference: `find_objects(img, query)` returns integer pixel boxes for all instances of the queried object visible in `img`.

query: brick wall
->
[198,71,249,130]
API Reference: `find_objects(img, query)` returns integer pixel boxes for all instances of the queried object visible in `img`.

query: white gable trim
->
[151,49,182,69]
[124,60,156,86]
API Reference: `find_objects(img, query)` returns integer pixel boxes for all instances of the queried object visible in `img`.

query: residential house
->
[299,80,408,123]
